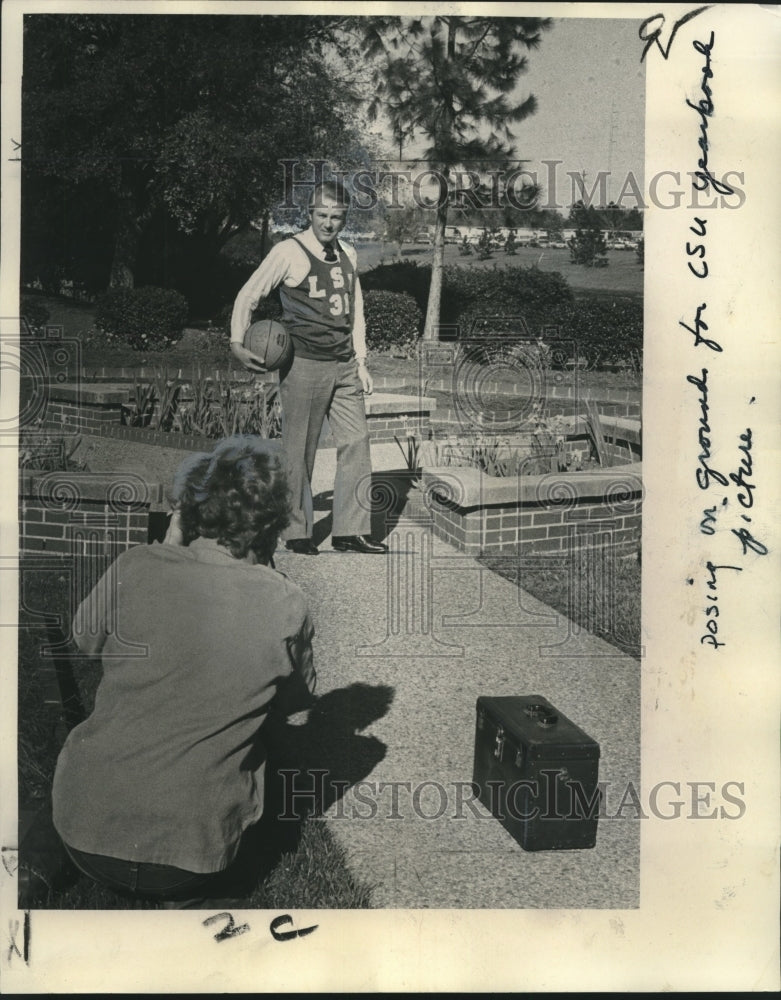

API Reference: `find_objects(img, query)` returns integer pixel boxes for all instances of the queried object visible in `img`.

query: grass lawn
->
[480,551,642,660]
[357,241,644,297]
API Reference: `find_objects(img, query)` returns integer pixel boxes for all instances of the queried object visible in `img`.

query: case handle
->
[524,702,559,727]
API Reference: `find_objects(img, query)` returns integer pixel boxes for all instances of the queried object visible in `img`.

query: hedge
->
[359,259,643,368]
[20,297,51,334]
[560,296,643,368]
[363,290,422,357]
[94,286,189,352]
[359,261,431,316]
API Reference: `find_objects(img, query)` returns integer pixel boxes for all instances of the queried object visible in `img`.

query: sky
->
[373,16,646,211]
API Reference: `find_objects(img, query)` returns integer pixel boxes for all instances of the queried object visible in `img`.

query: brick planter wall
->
[323,409,433,446]
[19,472,162,558]
[43,399,124,435]
[42,384,436,449]
[422,459,642,558]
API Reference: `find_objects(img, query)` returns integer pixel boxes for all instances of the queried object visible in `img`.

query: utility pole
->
[607,100,618,207]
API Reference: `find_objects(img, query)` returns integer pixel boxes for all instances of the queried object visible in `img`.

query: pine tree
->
[365,15,552,340]
[568,201,608,268]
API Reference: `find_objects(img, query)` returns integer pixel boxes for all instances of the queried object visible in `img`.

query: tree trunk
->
[422,18,458,343]
[258,209,270,260]
[422,172,450,342]
[108,184,141,289]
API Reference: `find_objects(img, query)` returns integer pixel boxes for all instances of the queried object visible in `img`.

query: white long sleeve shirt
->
[230,227,368,362]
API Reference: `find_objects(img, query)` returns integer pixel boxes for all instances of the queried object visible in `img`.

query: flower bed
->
[39,380,437,448]
[417,413,642,557]
[421,459,643,557]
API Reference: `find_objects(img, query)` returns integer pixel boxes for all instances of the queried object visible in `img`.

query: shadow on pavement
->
[312,471,423,545]
[226,682,395,896]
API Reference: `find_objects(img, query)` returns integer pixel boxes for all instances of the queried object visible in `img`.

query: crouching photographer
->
[51,435,316,907]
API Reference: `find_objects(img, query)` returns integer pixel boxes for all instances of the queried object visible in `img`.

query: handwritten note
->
[680,30,768,651]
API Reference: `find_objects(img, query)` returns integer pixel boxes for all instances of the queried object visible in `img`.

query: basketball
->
[243,319,292,371]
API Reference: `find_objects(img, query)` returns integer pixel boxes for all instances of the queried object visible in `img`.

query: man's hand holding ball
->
[231,340,268,374]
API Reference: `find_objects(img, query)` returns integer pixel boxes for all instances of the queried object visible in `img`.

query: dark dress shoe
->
[285,538,319,555]
[332,535,389,554]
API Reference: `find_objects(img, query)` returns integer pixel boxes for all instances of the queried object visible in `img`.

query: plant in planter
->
[151,367,183,431]
[122,378,157,428]
[216,378,281,439]
[19,427,88,471]
[172,366,220,438]
[393,427,421,472]
[415,407,603,480]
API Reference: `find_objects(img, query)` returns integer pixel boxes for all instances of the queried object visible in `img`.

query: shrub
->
[363,290,423,357]
[94,286,189,352]
[359,261,431,316]
[475,231,493,260]
[20,296,50,334]
[442,264,575,338]
[563,296,643,369]
[568,202,608,267]
[568,228,608,267]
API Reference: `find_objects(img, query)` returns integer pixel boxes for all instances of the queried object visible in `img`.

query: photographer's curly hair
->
[173,437,290,562]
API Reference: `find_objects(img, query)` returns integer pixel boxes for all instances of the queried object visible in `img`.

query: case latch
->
[524,703,559,727]
[493,725,505,760]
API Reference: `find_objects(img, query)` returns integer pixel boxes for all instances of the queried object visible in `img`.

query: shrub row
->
[363,290,422,357]
[78,258,641,370]
[21,296,51,334]
[443,265,574,338]
[562,295,643,369]
[359,262,642,368]
[94,286,189,351]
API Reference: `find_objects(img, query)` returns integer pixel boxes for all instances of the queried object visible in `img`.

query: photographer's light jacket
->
[52,537,316,874]
[230,227,368,363]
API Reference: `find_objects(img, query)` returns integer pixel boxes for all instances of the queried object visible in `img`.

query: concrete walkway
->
[273,442,640,909]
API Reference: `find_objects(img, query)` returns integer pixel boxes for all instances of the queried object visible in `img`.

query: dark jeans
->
[63,843,221,904]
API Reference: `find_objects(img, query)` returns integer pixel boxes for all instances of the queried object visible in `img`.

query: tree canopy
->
[364,15,553,339]
[22,14,364,305]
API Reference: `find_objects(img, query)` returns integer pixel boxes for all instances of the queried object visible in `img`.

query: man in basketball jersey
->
[230,180,387,555]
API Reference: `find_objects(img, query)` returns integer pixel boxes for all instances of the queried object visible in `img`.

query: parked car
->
[414,230,433,244]
[464,228,485,245]
[548,238,567,249]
